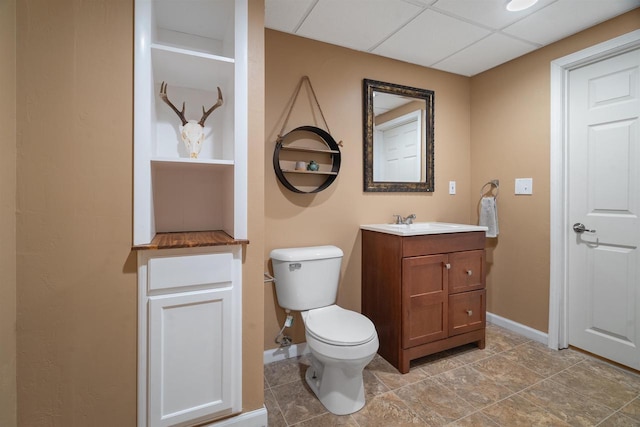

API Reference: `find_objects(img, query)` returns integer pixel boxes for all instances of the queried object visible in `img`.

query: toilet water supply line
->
[275,310,294,348]
[264,272,294,347]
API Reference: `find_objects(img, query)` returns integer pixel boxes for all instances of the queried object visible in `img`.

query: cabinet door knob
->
[445,263,451,270]
[466,270,473,276]
[466,309,473,316]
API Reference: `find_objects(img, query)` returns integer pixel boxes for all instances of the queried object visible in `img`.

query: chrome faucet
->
[393,214,416,225]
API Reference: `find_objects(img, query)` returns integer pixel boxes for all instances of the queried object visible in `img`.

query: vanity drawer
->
[448,290,485,336]
[148,252,233,291]
[449,250,485,294]
[403,232,485,258]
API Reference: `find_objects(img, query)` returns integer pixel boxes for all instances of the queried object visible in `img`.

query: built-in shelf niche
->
[152,0,235,58]
[152,161,234,234]
[134,0,245,245]
[152,82,235,161]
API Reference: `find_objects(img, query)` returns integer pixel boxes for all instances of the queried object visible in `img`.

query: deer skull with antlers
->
[159,81,224,159]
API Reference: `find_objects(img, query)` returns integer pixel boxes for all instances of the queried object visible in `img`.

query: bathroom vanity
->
[361,223,487,374]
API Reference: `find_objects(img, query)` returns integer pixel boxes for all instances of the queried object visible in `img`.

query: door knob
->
[573,223,596,233]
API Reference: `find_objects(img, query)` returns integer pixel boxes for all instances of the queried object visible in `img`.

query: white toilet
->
[270,245,379,415]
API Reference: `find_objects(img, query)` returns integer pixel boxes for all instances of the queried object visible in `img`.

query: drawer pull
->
[466,270,473,276]
[445,263,451,270]
[466,309,473,316]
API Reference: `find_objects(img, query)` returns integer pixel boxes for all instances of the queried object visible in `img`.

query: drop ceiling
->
[265,0,640,76]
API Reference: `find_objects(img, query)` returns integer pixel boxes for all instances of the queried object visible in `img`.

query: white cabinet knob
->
[445,263,451,270]
[466,270,473,276]
[466,309,473,316]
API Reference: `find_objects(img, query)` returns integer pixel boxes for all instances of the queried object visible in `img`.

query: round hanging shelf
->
[273,126,341,194]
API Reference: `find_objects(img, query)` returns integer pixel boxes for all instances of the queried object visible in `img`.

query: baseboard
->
[263,315,548,365]
[206,407,268,427]
[264,343,310,365]
[487,312,548,345]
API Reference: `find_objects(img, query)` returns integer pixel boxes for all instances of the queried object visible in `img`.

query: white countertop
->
[360,222,488,237]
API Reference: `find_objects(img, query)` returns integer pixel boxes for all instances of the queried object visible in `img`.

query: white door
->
[148,288,234,427]
[376,111,421,182]
[568,48,640,369]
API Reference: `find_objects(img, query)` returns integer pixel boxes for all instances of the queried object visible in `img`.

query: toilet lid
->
[305,305,376,346]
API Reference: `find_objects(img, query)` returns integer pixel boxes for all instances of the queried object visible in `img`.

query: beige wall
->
[16,1,137,425]
[470,9,640,332]
[0,1,17,426]
[14,1,265,424]
[264,30,473,347]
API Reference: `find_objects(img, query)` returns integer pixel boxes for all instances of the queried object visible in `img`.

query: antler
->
[198,86,224,126]
[159,81,188,126]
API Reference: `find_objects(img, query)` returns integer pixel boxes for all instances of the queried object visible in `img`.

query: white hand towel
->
[479,196,499,238]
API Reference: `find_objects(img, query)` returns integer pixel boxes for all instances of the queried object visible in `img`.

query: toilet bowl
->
[301,305,379,415]
[269,246,380,415]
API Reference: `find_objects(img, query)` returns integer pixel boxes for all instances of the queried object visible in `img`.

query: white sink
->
[360,222,488,236]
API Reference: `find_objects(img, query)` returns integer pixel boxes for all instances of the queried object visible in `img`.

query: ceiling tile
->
[432,0,555,30]
[264,0,316,33]
[504,0,640,45]
[297,0,422,51]
[265,0,640,76]
[433,33,539,76]
[373,9,491,67]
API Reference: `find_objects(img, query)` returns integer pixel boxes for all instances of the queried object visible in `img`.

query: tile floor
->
[264,324,640,426]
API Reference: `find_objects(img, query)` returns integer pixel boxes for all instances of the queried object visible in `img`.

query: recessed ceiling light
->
[506,0,538,11]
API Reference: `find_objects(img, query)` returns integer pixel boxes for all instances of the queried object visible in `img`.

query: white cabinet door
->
[148,288,234,427]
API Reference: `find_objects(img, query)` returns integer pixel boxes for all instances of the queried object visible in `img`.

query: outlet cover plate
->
[515,178,533,195]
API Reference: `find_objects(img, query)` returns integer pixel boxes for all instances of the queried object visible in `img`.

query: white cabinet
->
[138,247,242,427]
[133,1,248,426]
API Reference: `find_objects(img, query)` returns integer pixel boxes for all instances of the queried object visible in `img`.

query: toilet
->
[270,245,379,415]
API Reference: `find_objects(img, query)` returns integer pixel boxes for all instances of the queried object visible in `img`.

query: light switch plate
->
[515,178,533,195]
[449,181,456,195]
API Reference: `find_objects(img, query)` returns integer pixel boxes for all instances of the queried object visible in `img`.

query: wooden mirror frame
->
[363,78,434,192]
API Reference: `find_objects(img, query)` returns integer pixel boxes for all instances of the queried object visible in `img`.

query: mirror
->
[363,79,434,192]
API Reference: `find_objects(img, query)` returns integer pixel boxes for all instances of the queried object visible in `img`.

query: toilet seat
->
[304,305,377,346]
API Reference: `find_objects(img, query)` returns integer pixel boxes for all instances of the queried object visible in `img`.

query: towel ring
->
[481,179,499,198]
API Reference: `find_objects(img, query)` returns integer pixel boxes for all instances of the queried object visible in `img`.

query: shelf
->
[280,146,340,155]
[152,43,234,64]
[151,157,234,166]
[132,230,249,251]
[273,126,342,194]
[152,45,234,92]
[281,169,338,176]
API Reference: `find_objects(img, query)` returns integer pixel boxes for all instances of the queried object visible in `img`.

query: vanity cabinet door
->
[448,250,485,294]
[448,289,486,336]
[402,254,448,348]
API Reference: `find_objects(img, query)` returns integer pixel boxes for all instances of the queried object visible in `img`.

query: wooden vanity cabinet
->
[362,230,486,374]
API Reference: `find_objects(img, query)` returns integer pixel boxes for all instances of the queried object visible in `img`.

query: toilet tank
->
[270,245,343,311]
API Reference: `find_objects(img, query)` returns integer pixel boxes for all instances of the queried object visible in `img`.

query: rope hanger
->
[277,76,343,147]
